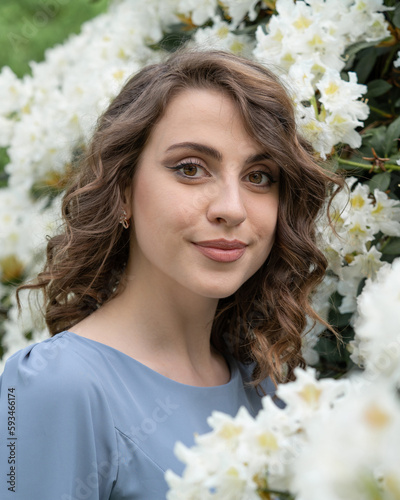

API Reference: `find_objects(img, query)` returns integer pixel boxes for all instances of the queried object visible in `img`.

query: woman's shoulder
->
[0,333,119,499]
[0,331,105,399]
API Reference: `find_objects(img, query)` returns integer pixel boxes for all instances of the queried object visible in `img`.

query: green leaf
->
[393,3,400,28]
[0,148,9,188]
[147,25,195,52]
[327,292,353,328]
[362,125,387,158]
[382,237,400,255]
[366,79,392,98]
[354,48,377,84]
[368,172,391,193]
[384,114,400,157]
[344,40,383,62]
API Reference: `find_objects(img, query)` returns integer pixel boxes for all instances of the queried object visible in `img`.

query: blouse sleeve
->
[0,337,118,500]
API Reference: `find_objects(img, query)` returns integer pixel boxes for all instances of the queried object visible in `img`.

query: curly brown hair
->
[19,49,341,386]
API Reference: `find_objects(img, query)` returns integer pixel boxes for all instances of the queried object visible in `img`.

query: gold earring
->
[119,209,130,229]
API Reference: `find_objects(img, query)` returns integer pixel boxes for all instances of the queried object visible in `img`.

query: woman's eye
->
[180,164,200,177]
[167,159,208,179]
[245,171,275,187]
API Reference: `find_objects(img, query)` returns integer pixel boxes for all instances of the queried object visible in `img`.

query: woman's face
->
[126,88,279,300]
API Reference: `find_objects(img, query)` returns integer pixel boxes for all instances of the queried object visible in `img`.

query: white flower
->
[277,367,349,420]
[0,116,16,148]
[351,259,400,384]
[292,380,400,500]
[317,70,368,119]
[285,60,317,101]
[370,189,400,237]
[166,407,269,499]
[320,176,400,315]
[193,17,254,56]
[325,112,365,149]
[337,248,386,314]
[394,50,400,68]
[222,0,259,27]
[295,105,335,158]
[315,70,368,150]
[347,0,392,43]
[340,214,376,258]
[0,66,32,117]
[327,179,376,256]
[0,187,46,265]
[1,288,48,363]
[177,0,217,26]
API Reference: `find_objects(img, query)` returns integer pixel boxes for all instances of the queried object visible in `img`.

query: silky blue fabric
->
[0,331,276,499]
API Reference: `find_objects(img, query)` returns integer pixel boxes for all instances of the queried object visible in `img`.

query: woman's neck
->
[71,271,230,386]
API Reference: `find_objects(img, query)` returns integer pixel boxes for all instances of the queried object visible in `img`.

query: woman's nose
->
[206,179,247,227]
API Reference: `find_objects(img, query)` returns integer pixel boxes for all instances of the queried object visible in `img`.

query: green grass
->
[0,0,110,77]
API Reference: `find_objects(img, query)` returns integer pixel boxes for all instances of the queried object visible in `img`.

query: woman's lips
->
[193,239,247,263]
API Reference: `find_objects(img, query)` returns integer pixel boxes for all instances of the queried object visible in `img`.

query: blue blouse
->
[0,331,276,499]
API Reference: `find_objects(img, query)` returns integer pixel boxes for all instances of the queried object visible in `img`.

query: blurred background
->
[0,0,110,184]
[0,0,110,76]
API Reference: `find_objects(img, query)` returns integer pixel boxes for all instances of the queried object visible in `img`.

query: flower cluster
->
[321,176,400,314]
[166,367,351,499]
[167,259,400,498]
[300,174,400,364]
[254,0,390,157]
[166,369,400,500]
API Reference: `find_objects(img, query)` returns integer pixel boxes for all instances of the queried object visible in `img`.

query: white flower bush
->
[193,17,255,56]
[318,176,400,314]
[253,0,390,157]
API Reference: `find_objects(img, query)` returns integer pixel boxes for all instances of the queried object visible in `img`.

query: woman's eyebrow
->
[245,152,273,164]
[165,142,222,161]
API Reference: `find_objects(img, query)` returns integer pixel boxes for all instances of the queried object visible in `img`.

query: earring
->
[119,209,130,229]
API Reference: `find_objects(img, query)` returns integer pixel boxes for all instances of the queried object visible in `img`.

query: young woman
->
[0,49,339,499]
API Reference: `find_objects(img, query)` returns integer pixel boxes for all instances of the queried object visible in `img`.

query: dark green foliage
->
[0,149,10,188]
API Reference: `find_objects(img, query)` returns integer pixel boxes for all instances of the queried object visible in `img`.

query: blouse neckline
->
[61,330,238,390]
